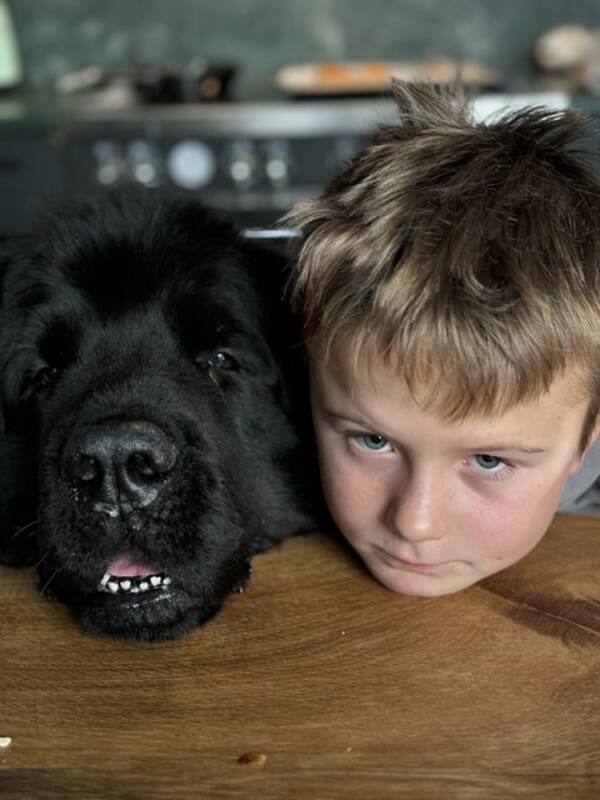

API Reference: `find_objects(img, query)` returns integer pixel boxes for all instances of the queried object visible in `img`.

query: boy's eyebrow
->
[466,444,547,455]
[321,407,547,454]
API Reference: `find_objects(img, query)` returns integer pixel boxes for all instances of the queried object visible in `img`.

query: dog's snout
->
[62,420,178,512]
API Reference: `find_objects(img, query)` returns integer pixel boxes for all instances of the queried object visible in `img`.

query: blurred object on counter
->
[275,59,501,97]
[55,60,237,104]
[534,24,596,71]
[133,60,236,103]
[534,23,600,95]
[0,0,22,92]
[56,65,107,95]
[580,55,600,97]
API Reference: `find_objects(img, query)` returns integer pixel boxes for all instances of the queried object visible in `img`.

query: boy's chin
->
[366,558,478,598]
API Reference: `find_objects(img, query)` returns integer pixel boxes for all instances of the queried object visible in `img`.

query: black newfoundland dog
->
[0,190,322,641]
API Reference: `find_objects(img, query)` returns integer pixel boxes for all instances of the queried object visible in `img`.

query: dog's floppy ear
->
[0,238,39,566]
[238,235,330,543]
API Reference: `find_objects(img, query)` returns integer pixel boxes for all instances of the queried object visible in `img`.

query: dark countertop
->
[3,79,600,138]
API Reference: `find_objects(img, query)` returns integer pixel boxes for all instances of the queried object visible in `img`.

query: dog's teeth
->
[97,572,171,594]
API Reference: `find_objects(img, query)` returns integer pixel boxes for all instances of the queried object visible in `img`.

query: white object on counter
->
[473,92,571,123]
[0,1,21,90]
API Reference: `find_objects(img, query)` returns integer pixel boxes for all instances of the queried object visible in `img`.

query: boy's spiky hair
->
[286,81,600,446]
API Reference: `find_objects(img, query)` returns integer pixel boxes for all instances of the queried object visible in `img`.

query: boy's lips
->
[375,546,450,572]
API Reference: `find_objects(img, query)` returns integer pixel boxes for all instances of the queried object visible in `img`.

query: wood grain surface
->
[1,515,600,799]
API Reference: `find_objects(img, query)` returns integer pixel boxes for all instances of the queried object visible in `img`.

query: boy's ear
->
[583,413,600,454]
[589,414,600,446]
[569,412,600,476]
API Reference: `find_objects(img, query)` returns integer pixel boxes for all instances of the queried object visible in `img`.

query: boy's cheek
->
[473,510,553,580]
[314,448,372,540]
[317,452,359,518]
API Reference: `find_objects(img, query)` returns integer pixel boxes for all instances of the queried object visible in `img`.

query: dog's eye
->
[206,351,239,371]
[32,365,60,393]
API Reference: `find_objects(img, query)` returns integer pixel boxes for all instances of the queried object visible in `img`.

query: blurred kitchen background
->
[3,0,600,235]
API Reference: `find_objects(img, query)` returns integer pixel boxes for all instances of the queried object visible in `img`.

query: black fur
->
[0,190,323,641]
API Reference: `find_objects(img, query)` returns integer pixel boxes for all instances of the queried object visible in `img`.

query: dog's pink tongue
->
[107,553,158,578]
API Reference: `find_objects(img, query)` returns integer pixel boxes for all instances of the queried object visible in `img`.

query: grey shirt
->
[558,437,600,515]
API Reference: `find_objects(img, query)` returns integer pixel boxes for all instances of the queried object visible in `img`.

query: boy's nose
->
[386,470,447,543]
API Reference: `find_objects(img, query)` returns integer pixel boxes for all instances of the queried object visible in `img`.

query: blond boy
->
[286,81,600,597]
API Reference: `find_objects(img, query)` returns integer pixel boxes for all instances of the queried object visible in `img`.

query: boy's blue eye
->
[474,454,502,470]
[357,434,392,452]
[471,454,514,480]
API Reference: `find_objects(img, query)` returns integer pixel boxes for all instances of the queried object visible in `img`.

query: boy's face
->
[310,350,600,596]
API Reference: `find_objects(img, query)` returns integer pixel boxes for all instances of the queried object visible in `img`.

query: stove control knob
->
[166,140,216,189]
[226,141,258,188]
[127,139,162,187]
[92,140,126,186]
[264,141,291,188]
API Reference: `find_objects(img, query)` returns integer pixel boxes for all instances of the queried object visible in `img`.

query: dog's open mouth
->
[81,549,195,639]
[96,552,172,596]
[41,543,252,640]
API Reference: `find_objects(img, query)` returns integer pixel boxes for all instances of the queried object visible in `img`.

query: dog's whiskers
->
[10,518,39,541]
[36,549,79,596]
[208,371,223,390]
[33,550,51,570]
[39,566,62,596]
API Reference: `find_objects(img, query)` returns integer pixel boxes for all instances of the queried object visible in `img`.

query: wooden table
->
[1,515,599,799]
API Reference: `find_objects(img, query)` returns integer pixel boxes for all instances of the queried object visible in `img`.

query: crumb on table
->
[237,752,267,767]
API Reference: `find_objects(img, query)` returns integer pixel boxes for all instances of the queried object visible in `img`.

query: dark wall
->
[9,0,600,97]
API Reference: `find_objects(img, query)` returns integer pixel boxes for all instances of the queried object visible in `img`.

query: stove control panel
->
[55,92,571,226]
[55,99,394,225]
[66,131,368,221]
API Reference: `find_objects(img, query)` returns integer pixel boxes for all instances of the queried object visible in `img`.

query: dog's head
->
[0,191,322,640]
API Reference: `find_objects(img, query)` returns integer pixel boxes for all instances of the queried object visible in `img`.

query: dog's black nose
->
[62,420,178,514]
